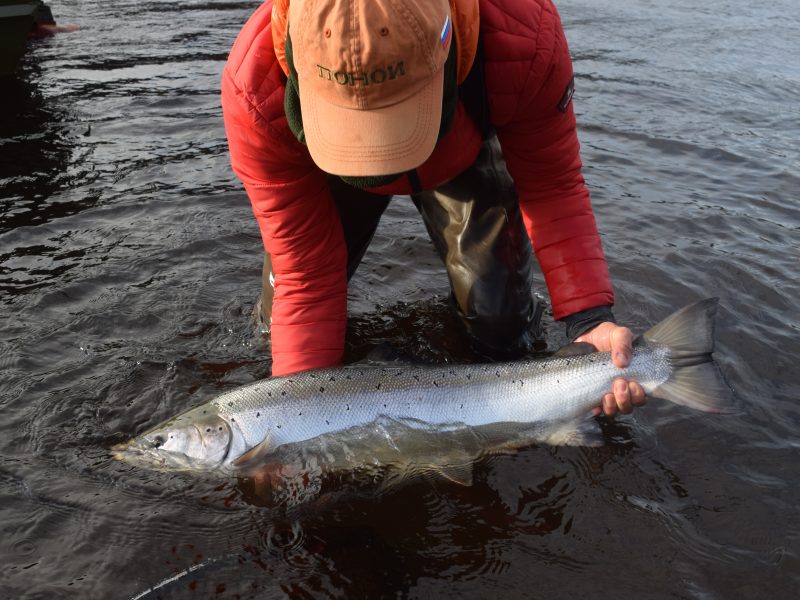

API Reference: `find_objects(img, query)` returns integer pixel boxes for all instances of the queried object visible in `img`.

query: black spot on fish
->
[228,402,233,407]
[231,417,236,422]
[433,380,438,387]
[566,360,571,365]
[466,373,471,380]
[320,387,325,393]
[460,404,463,409]
[218,427,223,431]
[496,370,500,377]
[383,404,387,408]
[325,420,330,425]
[277,424,281,429]
[346,375,352,380]
[281,391,286,396]
[395,371,403,377]
[413,375,419,381]
[256,412,260,418]
[346,404,350,411]
[202,410,207,414]
[310,373,316,379]
[375,383,381,390]
[206,428,211,433]
[268,392,272,397]
[329,376,335,382]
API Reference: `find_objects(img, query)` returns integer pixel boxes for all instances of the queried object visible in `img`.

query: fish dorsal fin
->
[553,342,598,358]
[232,436,273,470]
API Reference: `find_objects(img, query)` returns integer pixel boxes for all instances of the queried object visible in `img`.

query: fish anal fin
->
[428,463,474,486]
[541,416,604,447]
[475,419,603,452]
[232,436,273,470]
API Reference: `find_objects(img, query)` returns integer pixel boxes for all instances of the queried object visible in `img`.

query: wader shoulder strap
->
[458,35,494,141]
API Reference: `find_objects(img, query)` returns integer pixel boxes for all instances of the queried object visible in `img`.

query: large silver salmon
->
[112,299,733,483]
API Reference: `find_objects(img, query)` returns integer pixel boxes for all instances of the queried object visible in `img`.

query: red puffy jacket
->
[221,0,613,376]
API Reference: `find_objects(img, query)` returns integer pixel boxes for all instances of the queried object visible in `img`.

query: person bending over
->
[221,0,644,416]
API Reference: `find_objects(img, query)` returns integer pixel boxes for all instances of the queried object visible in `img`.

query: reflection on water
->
[0,65,90,236]
[1,0,799,598]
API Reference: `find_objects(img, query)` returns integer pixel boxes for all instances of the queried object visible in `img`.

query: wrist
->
[561,305,616,341]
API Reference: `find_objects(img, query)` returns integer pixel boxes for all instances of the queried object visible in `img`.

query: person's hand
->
[575,321,646,416]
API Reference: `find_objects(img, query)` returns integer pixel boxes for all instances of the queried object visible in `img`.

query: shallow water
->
[1,0,798,598]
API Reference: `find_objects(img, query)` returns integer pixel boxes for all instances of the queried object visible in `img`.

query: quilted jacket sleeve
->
[493,0,614,321]
[221,61,347,376]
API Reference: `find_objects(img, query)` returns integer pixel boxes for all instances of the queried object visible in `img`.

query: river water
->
[1,1,798,598]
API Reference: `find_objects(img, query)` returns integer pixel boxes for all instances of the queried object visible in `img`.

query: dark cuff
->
[560,305,616,341]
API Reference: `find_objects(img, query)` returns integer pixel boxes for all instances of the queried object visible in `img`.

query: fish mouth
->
[110,440,134,460]
[111,440,170,469]
[111,441,196,471]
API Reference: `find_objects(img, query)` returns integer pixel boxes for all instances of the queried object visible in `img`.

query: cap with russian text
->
[288,0,453,176]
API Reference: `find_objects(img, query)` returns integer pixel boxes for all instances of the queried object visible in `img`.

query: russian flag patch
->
[440,15,452,49]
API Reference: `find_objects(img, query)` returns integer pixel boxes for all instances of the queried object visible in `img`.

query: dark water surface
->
[2,1,798,598]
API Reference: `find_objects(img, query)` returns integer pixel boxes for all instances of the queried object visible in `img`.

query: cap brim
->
[299,70,444,177]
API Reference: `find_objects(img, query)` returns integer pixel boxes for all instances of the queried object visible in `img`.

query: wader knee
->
[413,137,541,357]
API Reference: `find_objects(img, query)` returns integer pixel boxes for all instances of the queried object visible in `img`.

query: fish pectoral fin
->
[232,437,273,470]
[427,463,474,486]
[541,416,604,447]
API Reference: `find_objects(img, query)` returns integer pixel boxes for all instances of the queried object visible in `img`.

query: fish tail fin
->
[638,298,736,414]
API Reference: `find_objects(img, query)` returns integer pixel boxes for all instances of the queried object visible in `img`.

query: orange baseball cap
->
[288,0,453,177]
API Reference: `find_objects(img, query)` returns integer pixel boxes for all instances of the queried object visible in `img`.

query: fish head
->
[112,409,233,472]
